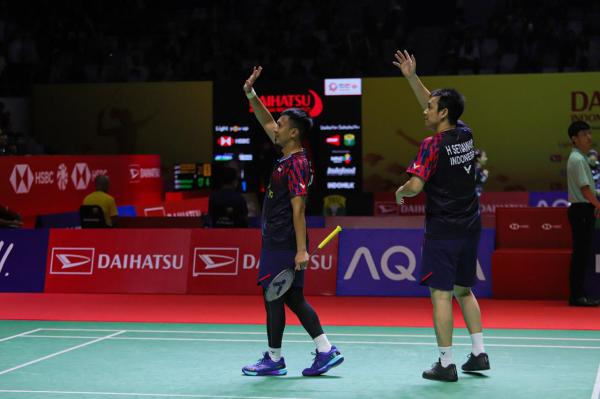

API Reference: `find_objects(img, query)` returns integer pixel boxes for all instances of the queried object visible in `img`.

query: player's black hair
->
[430,88,465,125]
[281,108,313,140]
[568,120,591,139]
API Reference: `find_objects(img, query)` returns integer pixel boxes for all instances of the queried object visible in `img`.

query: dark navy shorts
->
[257,248,305,289]
[419,232,480,291]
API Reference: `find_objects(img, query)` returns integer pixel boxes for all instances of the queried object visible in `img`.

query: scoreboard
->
[213,78,362,194]
[173,162,212,191]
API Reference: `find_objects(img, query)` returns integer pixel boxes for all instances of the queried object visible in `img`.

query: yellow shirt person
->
[82,175,118,226]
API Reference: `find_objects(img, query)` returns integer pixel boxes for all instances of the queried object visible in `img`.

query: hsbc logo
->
[509,223,529,231]
[193,248,239,276]
[541,223,562,230]
[218,136,233,147]
[50,247,95,275]
[71,163,92,190]
[9,164,34,194]
[57,163,69,191]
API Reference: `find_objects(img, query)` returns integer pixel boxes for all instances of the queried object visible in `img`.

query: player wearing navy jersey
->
[241,66,343,377]
[393,50,489,382]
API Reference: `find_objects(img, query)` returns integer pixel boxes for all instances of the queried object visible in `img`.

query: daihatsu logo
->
[50,247,95,275]
[193,248,239,276]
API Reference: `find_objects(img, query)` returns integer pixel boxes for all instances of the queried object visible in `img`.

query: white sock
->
[313,334,332,353]
[268,347,281,362]
[471,332,485,356]
[438,346,453,367]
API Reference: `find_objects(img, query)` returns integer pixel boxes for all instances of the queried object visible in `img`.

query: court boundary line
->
[0,328,42,343]
[17,334,600,350]
[0,330,126,376]
[592,361,600,399]
[0,389,312,399]
[35,328,600,342]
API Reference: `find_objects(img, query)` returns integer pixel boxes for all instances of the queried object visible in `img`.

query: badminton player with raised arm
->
[393,50,490,382]
[241,66,344,377]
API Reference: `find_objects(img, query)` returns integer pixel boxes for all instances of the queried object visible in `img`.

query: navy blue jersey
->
[406,121,481,239]
[262,150,313,250]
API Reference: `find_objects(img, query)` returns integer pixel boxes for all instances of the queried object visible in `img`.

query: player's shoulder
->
[422,133,444,147]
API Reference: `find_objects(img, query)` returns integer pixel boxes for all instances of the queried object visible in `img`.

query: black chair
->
[79,205,107,228]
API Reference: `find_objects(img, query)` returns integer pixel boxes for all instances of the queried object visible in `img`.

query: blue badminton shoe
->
[242,352,287,376]
[302,345,344,376]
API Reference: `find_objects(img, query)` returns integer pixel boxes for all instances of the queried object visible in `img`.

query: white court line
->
[18,335,600,350]
[0,330,126,376]
[0,328,41,343]
[0,389,310,399]
[36,328,600,342]
[592,362,600,399]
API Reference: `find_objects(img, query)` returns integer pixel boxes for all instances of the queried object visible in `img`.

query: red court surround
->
[0,293,598,330]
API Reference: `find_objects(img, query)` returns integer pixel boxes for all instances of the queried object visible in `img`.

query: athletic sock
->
[313,334,332,353]
[471,332,485,356]
[438,346,453,367]
[268,347,282,362]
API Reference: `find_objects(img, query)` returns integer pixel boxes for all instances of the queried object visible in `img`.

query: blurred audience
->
[0,0,595,99]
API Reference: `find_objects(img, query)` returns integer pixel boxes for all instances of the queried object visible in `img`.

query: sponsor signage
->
[496,207,570,248]
[590,232,600,298]
[324,79,362,96]
[250,90,323,118]
[336,229,493,297]
[528,191,569,207]
[187,228,338,295]
[0,230,48,292]
[0,155,162,216]
[136,197,209,217]
[45,229,191,294]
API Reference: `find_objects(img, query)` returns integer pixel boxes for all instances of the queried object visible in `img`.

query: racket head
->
[264,268,295,302]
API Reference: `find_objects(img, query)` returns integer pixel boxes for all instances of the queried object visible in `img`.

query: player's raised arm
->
[393,49,430,110]
[243,66,277,143]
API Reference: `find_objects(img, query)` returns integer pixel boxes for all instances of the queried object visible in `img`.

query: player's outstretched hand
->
[393,50,416,78]
[243,66,262,94]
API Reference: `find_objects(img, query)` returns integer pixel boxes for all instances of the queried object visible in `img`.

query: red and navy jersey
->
[262,149,313,250]
[406,121,481,239]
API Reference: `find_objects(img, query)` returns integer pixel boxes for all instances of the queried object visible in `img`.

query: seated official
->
[82,175,118,227]
[209,167,248,228]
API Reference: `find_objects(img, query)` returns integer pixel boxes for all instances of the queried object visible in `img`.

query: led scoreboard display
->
[173,162,211,191]
[213,78,362,193]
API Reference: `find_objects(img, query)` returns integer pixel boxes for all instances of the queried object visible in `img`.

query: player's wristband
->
[246,88,256,100]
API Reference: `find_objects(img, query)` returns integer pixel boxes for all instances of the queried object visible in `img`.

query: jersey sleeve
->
[406,135,441,181]
[287,157,311,197]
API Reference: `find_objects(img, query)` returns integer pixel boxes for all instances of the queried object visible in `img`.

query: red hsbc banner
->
[136,198,209,217]
[45,229,191,294]
[0,155,162,216]
[496,207,571,249]
[187,228,338,295]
